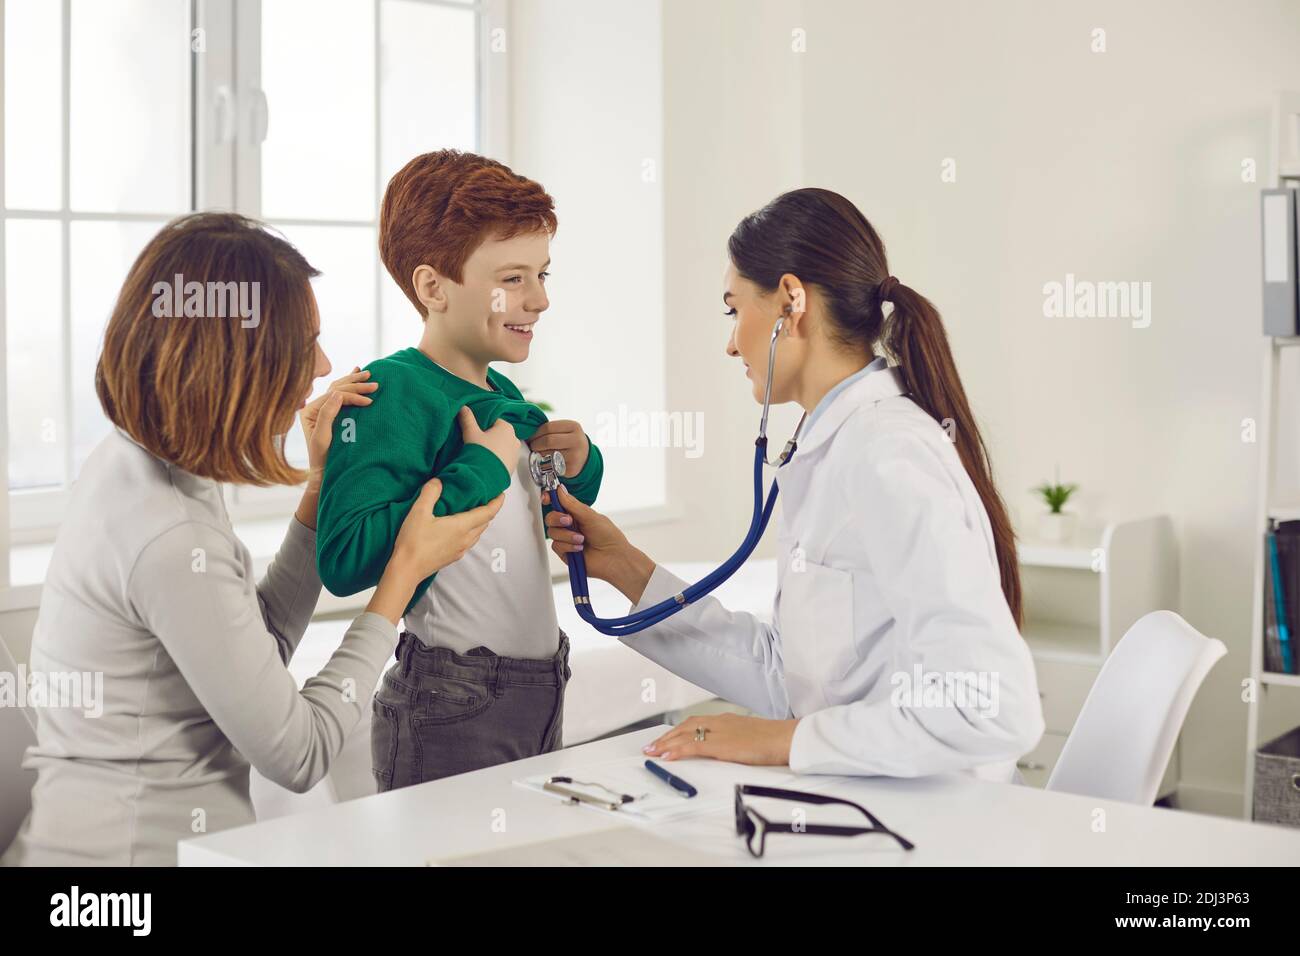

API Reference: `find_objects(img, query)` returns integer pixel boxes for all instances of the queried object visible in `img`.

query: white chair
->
[1047,610,1226,806]
[0,634,39,854]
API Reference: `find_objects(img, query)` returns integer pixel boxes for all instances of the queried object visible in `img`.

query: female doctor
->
[544,188,1044,781]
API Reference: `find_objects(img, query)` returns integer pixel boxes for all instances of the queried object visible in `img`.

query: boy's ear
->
[412,264,449,315]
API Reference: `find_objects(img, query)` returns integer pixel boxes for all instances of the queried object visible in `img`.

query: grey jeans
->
[371,630,571,791]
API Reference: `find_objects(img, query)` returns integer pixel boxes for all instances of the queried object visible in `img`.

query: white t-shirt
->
[407,443,559,659]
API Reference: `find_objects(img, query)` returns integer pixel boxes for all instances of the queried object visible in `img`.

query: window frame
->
[4,0,196,543]
[221,0,503,520]
[2,0,504,542]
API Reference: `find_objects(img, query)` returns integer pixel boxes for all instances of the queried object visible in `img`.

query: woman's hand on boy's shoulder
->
[300,367,380,482]
[527,420,590,476]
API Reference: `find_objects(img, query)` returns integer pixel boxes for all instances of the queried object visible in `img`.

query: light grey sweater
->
[2,429,396,866]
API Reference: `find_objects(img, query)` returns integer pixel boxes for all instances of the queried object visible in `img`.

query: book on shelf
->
[1264,521,1300,674]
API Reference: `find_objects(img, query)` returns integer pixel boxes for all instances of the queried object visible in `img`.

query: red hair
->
[379,150,558,315]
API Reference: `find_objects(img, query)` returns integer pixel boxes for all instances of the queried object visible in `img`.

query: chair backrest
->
[0,633,39,854]
[1047,610,1226,805]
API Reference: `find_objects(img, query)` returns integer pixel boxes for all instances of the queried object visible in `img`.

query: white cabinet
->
[1016,516,1179,799]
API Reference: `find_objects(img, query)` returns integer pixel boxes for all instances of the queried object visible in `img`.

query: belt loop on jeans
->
[553,634,566,682]
[398,632,413,677]
[489,656,506,698]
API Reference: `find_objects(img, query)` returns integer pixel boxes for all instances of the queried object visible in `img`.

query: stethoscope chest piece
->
[528,449,566,493]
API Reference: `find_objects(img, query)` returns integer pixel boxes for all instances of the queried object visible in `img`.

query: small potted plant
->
[1033,471,1078,543]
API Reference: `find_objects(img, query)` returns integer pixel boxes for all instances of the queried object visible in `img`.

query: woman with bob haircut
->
[2,212,503,866]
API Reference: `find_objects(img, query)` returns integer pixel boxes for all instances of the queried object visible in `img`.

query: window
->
[231,0,489,515]
[1,0,669,606]
[4,0,193,533]
[2,0,497,592]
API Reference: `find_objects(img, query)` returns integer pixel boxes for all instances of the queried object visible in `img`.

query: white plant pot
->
[1038,511,1077,543]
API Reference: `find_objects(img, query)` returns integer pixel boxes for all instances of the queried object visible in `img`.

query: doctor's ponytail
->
[878,280,1022,627]
[729,188,1023,628]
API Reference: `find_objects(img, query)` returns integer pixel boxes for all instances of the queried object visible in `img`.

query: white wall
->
[789,0,1300,808]
[506,0,667,515]
[643,0,807,566]
[506,0,807,570]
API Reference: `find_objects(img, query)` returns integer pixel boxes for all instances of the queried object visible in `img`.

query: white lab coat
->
[622,365,1045,781]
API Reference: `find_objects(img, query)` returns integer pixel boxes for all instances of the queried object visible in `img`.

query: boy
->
[316,150,603,789]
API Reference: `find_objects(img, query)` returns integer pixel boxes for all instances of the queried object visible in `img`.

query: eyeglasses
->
[734,784,915,858]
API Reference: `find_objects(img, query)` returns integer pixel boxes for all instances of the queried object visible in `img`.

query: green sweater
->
[316,347,604,611]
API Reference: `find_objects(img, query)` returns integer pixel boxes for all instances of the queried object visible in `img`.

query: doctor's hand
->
[542,484,655,603]
[527,420,590,476]
[642,713,801,767]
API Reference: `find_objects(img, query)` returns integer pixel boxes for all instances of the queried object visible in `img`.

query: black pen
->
[644,759,698,798]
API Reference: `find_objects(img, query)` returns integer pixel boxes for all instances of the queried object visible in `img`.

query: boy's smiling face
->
[430,230,551,367]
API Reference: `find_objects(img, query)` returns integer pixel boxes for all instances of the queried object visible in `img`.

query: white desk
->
[182,726,1300,866]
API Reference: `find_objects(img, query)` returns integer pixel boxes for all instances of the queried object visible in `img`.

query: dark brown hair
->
[380,149,557,315]
[95,212,320,486]
[728,188,1022,627]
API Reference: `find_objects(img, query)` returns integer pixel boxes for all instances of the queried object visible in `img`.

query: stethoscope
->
[530,310,805,636]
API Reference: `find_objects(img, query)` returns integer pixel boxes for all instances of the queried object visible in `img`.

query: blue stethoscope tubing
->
[545,315,805,637]
[550,436,786,636]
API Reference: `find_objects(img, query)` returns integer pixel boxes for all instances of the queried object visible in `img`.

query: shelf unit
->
[1245,336,1300,816]
[1014,516,1179,796]
[1244,91,1300,818]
